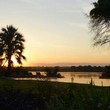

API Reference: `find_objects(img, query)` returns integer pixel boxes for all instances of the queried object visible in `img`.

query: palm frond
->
[89,0,110,47]
[0,25,26,67]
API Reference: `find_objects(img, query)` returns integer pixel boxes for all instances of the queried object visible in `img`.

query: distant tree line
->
[22,65,109,72]
[71,66,103,72]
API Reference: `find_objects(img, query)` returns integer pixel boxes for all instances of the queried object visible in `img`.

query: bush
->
[100,66,110,78]
[45,67,63,78]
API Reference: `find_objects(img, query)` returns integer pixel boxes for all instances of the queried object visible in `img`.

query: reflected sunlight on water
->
[14,72,110,87]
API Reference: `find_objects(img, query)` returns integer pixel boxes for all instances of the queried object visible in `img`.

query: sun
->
[11,56,18,66]
[4,56,18,67]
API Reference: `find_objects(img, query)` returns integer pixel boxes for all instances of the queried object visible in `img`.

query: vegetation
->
[45,67,63,78]
[0,25,26,76]
[0,79,109,110]
[21,66,104,72]
[89,0,110,78]
[89,0,110,46]
[100,66,110,78]
[11,67,32,78]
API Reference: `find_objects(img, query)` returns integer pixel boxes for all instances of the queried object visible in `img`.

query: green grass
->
[0,78,110,110]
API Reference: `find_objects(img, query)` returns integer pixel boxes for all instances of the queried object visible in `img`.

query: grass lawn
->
[0,78,110,110]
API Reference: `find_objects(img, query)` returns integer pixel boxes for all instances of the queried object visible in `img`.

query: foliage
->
[100,66,110,78]
[11,67,32,77]
[0,80,109,110]
[0,67,6,76]
[89,0,110,46]
[22,66,104,72]
[45,67,63,78]
[0,25,26,75]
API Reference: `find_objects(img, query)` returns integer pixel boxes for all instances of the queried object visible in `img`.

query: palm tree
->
[89,0,110,46]
[0,25,26,76]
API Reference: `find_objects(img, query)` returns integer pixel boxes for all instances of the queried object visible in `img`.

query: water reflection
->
[14,72,110,87]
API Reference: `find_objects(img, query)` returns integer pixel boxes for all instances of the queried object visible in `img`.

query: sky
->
[0,0,110,66]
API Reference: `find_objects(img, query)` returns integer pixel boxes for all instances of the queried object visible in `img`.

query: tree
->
[45,67,63,78]
[0,25,26,76]
[89,0,110,46]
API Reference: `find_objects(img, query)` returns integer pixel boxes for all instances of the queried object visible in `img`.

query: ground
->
[0,78,110,110]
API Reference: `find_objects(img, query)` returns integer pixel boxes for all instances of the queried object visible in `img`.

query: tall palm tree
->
[89,0,110,46]
[0,25,26,76]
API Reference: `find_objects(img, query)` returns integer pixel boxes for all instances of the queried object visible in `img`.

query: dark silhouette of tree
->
[0,25,26,76]
[45,67,63,78]
[89,0,110,46]
[100,66,110,78]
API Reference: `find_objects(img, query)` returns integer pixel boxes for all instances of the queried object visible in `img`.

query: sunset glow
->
[4,56,18,67]
[11,56,18,66]
[0,0,110,66]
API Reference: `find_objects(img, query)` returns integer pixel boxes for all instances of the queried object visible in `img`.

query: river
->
[14,72,110,87]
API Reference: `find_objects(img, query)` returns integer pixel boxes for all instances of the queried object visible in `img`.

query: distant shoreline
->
[20,66,105,72]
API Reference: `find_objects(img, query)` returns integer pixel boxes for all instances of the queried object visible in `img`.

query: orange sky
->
[1,0,110,66]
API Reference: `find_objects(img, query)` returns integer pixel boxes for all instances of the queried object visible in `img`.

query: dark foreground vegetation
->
[0,79,110,110]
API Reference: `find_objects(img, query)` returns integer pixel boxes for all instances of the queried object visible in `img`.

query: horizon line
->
[23,62,110,67]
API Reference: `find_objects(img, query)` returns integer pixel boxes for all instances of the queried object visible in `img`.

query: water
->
[14,72,110,87]
[59,72,106,86]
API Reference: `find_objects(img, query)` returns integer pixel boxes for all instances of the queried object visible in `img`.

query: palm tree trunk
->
[6,56,11,77]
